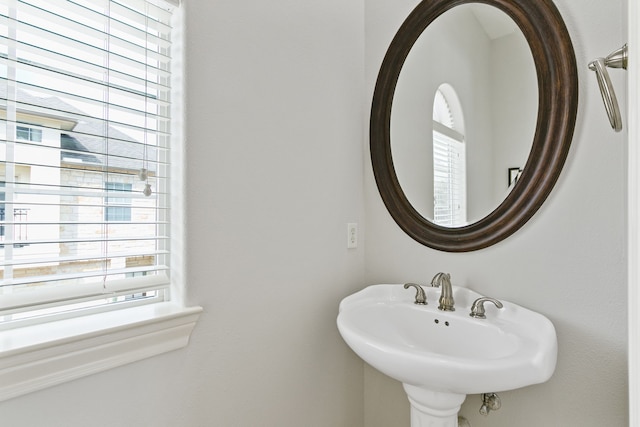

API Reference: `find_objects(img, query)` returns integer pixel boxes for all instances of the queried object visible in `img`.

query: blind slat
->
[0,272,170,311]
[0,249,169,267]
[1,265,168,288]
[1,74,171,118]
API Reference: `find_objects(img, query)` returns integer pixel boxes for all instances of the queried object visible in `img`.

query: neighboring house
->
[0,87,156,285]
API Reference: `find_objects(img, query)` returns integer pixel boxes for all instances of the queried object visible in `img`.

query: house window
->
[0,182,29,247]
[0,0,177,324]
[432,86,467,227]
[16,126,42,143]
[105,182,132,222]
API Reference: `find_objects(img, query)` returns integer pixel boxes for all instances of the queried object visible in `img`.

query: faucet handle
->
[403,283,427,305]
[469,297,504,319]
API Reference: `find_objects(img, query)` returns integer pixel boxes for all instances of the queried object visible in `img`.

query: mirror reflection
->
[391,4,537,227]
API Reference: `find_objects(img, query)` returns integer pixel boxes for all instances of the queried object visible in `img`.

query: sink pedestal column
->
[403,384,467,427]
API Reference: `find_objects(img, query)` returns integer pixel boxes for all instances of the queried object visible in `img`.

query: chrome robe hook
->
[589,44,627,132]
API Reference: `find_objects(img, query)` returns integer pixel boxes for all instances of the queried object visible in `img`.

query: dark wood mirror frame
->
[370,0,578,252]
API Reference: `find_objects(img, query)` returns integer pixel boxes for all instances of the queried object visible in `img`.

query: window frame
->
[0,1,200,402]
[104,182,133,222]
[15,126,42,143]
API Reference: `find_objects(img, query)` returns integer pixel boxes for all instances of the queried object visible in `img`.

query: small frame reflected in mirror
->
[508,167,522,187]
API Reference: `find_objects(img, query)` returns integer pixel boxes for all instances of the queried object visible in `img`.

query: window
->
[16,125,42,142]
[105,182,133,222]
[1,0,174,321]
[0,0,200,402]
[0,182,4,238]
[432,86,467,227]
[0,181,29,247]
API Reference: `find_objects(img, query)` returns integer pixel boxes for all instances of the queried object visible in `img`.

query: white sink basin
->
[337,284,557,425]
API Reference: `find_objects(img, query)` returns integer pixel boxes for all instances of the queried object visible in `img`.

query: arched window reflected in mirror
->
[432,85,466,227]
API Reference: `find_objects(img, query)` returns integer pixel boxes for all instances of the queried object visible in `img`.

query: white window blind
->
[433,122,466,227]
[0,0,175,320]
[432,87,466,227]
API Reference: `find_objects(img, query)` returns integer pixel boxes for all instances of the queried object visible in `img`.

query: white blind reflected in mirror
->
[432,88,466,227]
[433,124,466,227]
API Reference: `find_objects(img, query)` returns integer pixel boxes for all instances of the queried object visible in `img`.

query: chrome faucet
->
[430,272,455,311]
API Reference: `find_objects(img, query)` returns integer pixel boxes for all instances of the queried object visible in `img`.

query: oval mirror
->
[371,0,578,252]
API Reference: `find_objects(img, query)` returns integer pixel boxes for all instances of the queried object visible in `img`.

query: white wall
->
[364,0,628,426]
[490,31,537,202]
[0,1,366,426]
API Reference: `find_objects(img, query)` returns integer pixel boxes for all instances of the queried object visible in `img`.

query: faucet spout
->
[430,272,455,311]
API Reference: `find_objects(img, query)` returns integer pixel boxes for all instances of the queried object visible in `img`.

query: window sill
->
[0,303,202,402]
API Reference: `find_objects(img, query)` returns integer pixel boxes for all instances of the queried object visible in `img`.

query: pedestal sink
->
[337,284,557,427]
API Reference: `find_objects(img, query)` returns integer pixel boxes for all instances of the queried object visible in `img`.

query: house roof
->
[0,85,158,172]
